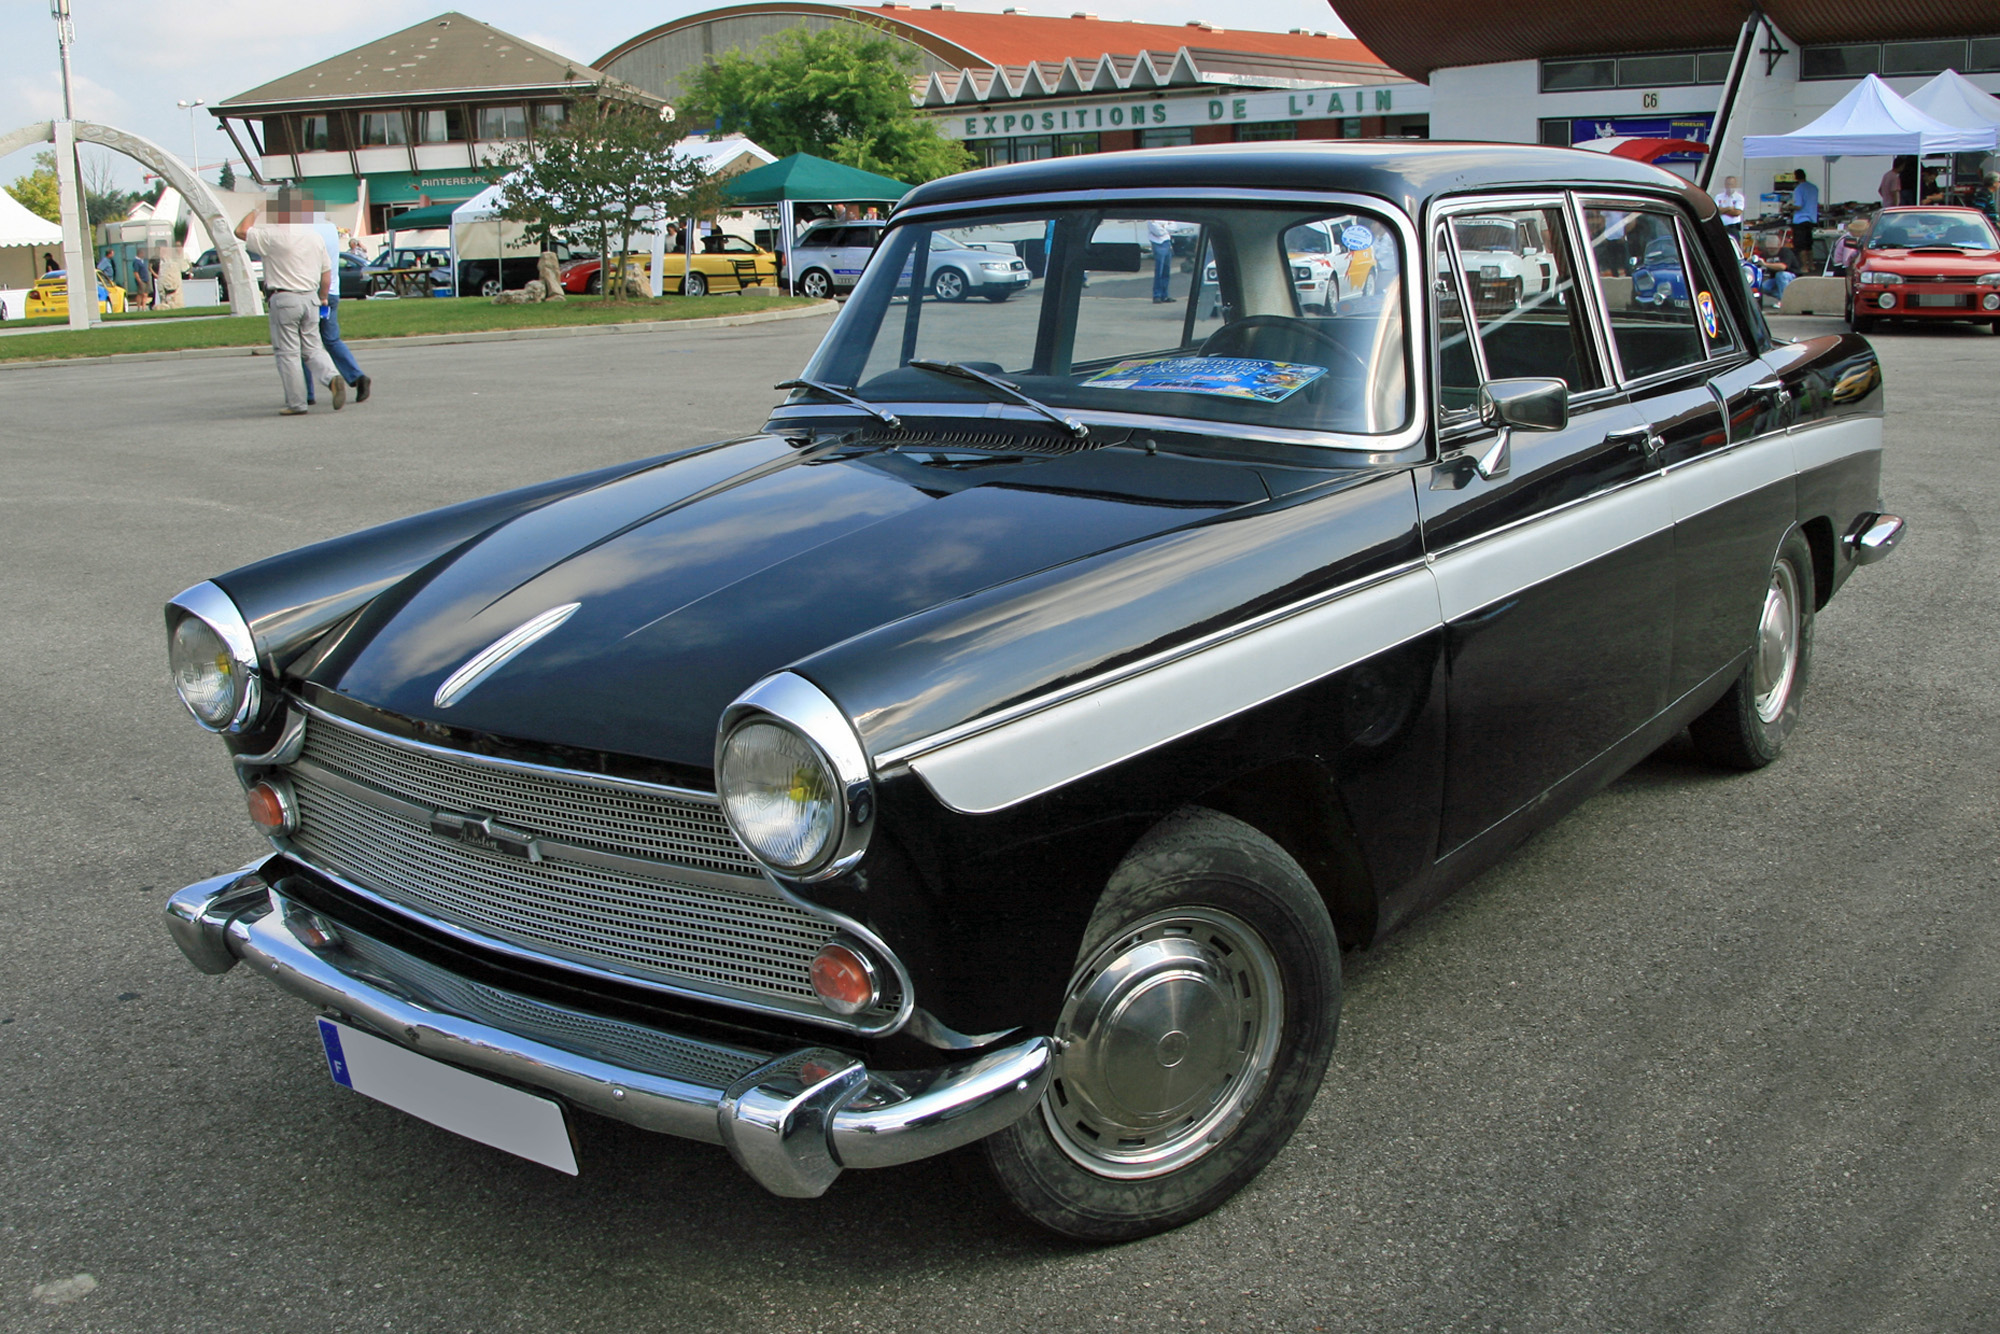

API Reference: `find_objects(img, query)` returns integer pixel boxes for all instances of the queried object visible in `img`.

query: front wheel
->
[931,267,968,302]
[1690,529,1816,770]
[981,288,1013,303]
[798,268,832,300]
[480,277,502,298]
[984,808,1339,1241]
[683,271,707,298]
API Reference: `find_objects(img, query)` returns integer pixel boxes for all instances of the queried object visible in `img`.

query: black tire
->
[585,271,602,295]
[479,277,502,298]
[1690,529,1816,770]
[981,289,1013,303]
[683,271,707,298]
[1990,319,2000,336]
[984,808,1340,1242]
[799,268,833,300]
[931,267,968,302]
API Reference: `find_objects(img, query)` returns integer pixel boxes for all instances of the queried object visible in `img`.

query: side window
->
[1674,217,1739,358]
[1584,206,1708,381]
[1449,205,1601,393]
[1433,231,1481,416]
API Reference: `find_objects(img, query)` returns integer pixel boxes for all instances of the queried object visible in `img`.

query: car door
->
[1419,196,1672,855]
[831,225,882,290]
[1580,200,1781,703]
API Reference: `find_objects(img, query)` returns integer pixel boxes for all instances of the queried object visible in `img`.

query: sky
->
[0,0,1354,192]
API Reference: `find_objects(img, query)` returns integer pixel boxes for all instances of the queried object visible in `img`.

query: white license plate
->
[317,1018,578,1174]
[1914,294,1967,308]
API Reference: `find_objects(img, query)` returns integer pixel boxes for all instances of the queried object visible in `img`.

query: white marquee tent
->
[1905,69,2000,136]
[1743,74,1996,158]
[0,189,63,304]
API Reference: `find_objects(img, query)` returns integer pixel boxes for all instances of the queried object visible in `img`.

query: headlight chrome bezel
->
[166,581,263,734]
[1858,270,1903,286]
[716,673,874,882]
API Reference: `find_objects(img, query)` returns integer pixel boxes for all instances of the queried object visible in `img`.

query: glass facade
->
[971,133,1098,167]
[1235,121,1298,141]
[1541,50,1730,92]
[476,105,528,140]
[1802,36,2000,79]
[1139,127,1195,148]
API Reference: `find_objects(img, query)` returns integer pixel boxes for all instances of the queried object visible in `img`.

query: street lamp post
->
[50,0,97,330]
[176,98,205,180]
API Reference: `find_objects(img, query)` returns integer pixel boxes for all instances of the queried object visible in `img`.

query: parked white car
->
[1449,215,1557,309]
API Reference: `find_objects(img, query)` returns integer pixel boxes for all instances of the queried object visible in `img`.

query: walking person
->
[306,204,371,404]
[237,187,344,416]
[1148,219,1174,303]
[1713,176,1745,242]
[129,251,154,311]
[1787,168,1819,267]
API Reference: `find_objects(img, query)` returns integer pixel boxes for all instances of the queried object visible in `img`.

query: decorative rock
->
[536,251,564,299]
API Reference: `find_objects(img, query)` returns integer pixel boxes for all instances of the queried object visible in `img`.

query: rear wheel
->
[683,271,707,298]
[479,277,502,298]
[984,808,1340,1241]
[799,268,832,300]
[585,272,602,295]
[1690,529,1815,770]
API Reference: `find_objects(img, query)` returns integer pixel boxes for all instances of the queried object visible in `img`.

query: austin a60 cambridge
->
[164,143,1902,1240]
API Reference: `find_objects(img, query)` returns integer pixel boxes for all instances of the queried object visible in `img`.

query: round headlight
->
[170,614,248,729]
[718,720,841,873]
[165,582,261,733]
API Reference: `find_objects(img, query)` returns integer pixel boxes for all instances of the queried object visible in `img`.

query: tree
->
[80,150,135,227]
[492,95,714,301]
[217,161,236,192]
[681,24,972,185]
[6,151,62,223]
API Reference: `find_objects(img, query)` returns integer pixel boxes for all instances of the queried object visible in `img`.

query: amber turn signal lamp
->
[809,941,878,1015]
[245,778,297,835]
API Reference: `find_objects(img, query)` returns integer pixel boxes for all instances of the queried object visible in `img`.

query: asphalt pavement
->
[1,312,1995,1333]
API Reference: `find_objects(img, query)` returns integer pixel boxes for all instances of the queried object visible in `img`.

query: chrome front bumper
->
[165,866,1051,1198]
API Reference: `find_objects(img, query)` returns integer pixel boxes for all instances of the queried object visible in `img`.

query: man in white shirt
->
[1147,219,1174,303]
[237,187,343,416]
[1714,176,1745,241]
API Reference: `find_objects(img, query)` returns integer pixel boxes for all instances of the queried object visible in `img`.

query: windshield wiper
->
[906,359,1089,438]
[775,378,901,429]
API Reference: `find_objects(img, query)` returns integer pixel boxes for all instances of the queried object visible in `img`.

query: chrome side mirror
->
[1479,377,1569,432]
[1468,378,1568,481]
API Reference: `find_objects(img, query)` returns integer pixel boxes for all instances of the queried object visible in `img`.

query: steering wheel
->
[1198,315,1369,380]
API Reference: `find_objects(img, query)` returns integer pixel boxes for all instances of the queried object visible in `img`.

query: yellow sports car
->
[561,235,780,297]
[24,270,128,318]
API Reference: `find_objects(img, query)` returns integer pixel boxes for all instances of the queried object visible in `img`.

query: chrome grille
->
[301,717,761,878]
[283,712,893,1023]
[338,929,771,1089]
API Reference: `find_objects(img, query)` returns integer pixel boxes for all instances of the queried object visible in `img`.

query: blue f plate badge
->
[317,1017,579,1174]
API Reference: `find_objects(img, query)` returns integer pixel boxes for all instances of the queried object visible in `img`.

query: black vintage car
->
[163,144,1903,1241]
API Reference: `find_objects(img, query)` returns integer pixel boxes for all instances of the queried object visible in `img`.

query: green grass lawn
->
[0,292,818,363]
[7,305,235,329]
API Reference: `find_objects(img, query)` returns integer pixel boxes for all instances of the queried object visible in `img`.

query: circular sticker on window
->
[1696,290,1719,339]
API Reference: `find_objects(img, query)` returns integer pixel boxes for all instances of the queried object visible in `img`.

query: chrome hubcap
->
[1753,560,1800,723]
[1044,908,1283,1179]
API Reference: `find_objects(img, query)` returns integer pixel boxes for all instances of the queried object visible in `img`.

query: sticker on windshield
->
[1083,356,1327,403]
[1696,291,1719,339]
[1341,223,1374,252]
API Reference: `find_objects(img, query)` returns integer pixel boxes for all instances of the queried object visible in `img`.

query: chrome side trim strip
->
[874,555,1431,769]
[907,565,1441,814]
[286,755,780,900]
[295,700,718,804]
[433,602,580,708]
[1429,474,1672,622]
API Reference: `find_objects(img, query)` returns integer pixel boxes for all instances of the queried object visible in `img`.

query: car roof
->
[899,141,1708,219]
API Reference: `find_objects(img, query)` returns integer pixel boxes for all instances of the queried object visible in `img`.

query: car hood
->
[314,432,1273,769]
[1859,248,2000,271]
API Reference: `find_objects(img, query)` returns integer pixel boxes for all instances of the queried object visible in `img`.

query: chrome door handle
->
[1751,376,1793,407]
[1605,425,1659,461]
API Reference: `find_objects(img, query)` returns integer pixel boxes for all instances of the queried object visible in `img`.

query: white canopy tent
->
[1743,74,1996,158]
[450,136,775,297]
[1905,70,2000,136]
[0,190,63,313]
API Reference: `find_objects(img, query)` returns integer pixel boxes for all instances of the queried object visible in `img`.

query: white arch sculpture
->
[1,120,262,316]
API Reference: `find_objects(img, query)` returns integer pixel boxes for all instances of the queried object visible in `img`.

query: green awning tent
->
[721,154,911,295]
[721,153,911,207]
[386,201,467,231]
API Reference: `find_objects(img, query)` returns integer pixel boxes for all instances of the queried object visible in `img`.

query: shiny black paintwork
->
[201,143,1888,1062]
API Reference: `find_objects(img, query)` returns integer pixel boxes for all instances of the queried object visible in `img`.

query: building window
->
[1235,121,1297,142]
[1800,44,1879,79]
[1542,50,1729,92]
[1801,37,2000,79]
[1882,39,1971,75]
[970,133,1098,167]
[1139,127,1193,148]
[476,106,528,140]
[534,103,566,129]
[359,111,407,146]
[300,115,330,151]
[1971,37,2000,71]
[1539,119,1573,147]
[415,108,462,143]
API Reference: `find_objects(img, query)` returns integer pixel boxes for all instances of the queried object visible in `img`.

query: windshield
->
[793,203,1408,438]
[1868,211,2000,250]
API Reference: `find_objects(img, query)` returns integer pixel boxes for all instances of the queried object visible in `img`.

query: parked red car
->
[1846,206,2000,334]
